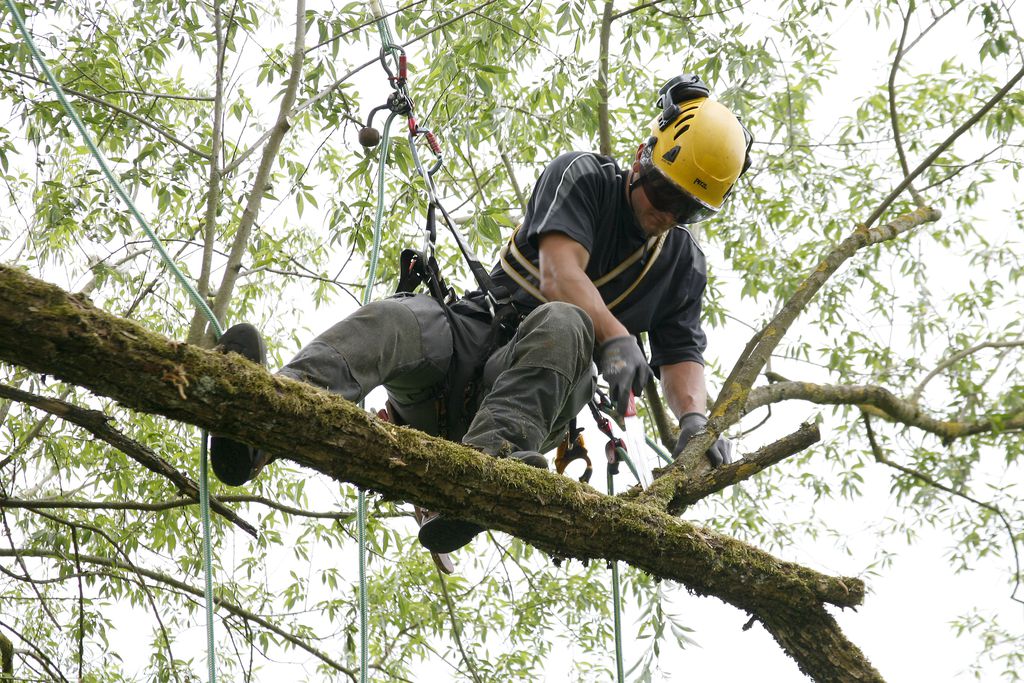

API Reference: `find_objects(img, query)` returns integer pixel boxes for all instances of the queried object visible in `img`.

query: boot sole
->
[418,516,485,554]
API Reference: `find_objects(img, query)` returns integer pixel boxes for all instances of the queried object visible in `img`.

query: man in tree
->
[209,74,751,554]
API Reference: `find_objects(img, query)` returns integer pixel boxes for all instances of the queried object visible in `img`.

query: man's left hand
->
[672,412,733,467]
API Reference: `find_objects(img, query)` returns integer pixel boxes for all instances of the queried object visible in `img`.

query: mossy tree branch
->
[0,632,11,677]
[663,422,821,509]
[0,264,881,681]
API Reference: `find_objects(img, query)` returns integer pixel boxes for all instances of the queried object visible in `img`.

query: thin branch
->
[917,146,1002,192]
[209,0,307,330]
[226,0,502,174]
[0,66,210,159]
[862,414,1022,606]
[911,338,1024,404]
[0,495,404,523]
[435,570,483,683]
[29,508,181,683]
[901,4,957,56]
[0,548,357,678]
[87,88,214,102]
[611,0,748,21]
[1,508,62,631]
[186,0,228,346]
[887,2,925,207]
[303,0,429,54]
[69,527,84,682]
[0,384,258,537]
[0,621,68,683]
[864,62,1024,229]
[596,0,614,157]
[498,148,526,214]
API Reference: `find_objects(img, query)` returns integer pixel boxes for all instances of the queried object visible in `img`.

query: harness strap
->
[499,226,668,311]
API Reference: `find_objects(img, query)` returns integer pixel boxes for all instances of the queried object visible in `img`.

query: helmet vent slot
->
[674,106,700,122]
[673,123,692,139]
[673,113,696,129]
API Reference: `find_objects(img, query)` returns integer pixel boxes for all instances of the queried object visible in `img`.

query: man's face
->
[629,160,681,237]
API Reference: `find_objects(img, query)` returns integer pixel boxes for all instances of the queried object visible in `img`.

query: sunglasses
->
[636,166,717,224]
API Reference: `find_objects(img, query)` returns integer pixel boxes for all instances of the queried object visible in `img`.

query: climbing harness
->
[500,225,669,312]
[5,2,224,680]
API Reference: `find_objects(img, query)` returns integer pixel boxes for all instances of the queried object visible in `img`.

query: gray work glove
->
[673,412,733,467]
[596,335,653,416]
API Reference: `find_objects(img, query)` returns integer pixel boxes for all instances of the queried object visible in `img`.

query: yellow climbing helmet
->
[635,74,752,223]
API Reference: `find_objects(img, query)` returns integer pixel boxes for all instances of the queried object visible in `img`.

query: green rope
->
[357,109,398,683]
[646,435,673,465]
[5,3,223,680]
[607,464,625,682]
[352,6,405,681]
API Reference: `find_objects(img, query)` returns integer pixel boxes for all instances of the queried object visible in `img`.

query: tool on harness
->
[555,419,592,483]
[622,392,654,488]
[590,392,645,486]
[587,399,625,475]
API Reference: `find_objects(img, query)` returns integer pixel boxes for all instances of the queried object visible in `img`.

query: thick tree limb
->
[0,631,11,676]
[746,381,1024,442]
[665,422,820,508]
[0,265,882,680]
[0,383,257,537]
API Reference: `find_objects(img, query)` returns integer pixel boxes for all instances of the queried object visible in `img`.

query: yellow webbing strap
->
[499,226,668,312]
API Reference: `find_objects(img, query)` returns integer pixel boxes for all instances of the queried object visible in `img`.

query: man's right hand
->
[596,335,653,415]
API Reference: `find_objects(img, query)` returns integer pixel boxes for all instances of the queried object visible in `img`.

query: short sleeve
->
[520,153,611,254]
[649,242,708,368]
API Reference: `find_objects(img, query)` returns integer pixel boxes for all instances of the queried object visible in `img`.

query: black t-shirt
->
[489,152,708,368]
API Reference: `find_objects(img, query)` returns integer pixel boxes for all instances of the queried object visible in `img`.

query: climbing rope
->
[351,3,408,681]
[357,105,399,683]
[5,2,224,680]
[607,460,626,683]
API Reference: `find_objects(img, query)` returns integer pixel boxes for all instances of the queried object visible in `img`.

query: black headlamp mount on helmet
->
[656,73,709,131]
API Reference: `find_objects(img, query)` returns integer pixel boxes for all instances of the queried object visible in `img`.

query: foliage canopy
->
[0,0,1021,680]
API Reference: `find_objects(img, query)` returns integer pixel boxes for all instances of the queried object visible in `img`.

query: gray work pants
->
[277,293,596,456]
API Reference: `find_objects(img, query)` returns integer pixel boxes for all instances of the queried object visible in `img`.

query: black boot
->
[417,451,547,553]
[209,323,274,486]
